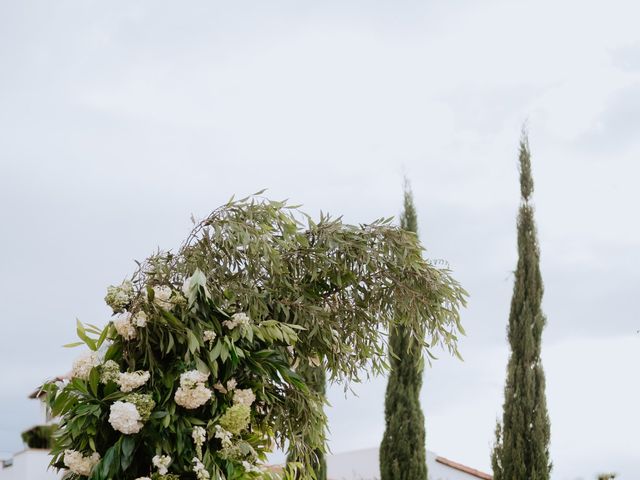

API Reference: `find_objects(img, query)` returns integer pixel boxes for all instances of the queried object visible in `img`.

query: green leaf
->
[88,368,99,397]
[76,319,97,351]
[195,356,210,374]
[209,340,222,361]
[220,344,229,363]
[95,325,110,349]
[187,329,200,354]
[120,436,135,471]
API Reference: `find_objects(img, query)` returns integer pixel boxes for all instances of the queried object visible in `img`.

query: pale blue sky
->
[1,1,639,479]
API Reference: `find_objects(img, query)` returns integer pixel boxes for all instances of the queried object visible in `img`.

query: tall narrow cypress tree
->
[492,131,552,480]
[379,181,427,480]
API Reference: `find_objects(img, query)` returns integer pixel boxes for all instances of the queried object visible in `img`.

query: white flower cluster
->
[113,311,147,340]
[132,311,148,327]
[71,352,99,380]
[117,371,150,392]
[193,457,210,480]
[152,285,176,310]
[113,313,137,340]
[192,425,207,458]
[152,455,172,475]
[105,280,134,313]
[203,330,217,345]
[134,477,152,480]
[180,370,209,388]
[108,401,143,434]
[63,449,100,476]
[100,359,121,384]
[192,426,206,446]
[223,312,251,330]
[233,388,256,407]
[214,424,233,448]
[174,370,212,409]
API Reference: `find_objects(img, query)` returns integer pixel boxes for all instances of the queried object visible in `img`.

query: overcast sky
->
[1,1,639,479]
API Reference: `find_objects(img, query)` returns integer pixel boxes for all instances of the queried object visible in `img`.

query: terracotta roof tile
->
[435,455,492,480]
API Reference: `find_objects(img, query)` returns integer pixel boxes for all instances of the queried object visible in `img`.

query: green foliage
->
[21,424,58,449]
[174,195,466,380]
[492,133,552,480]
[46,194,466,480]
[380,181,427,480]
[519,126,534,201]
[286,363,327,479]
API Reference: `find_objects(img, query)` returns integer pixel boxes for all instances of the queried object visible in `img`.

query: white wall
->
[0,450,61,480]
[327,448,489,480]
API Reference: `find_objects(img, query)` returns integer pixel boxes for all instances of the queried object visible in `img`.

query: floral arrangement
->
[44,196,466,480]
[46,270,307,480]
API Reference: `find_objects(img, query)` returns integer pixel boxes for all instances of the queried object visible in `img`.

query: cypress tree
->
[379,181,428,480]
[492,131,552,480]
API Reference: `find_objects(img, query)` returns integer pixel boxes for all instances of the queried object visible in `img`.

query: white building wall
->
[0,450,61,480]
[327,448,488,480]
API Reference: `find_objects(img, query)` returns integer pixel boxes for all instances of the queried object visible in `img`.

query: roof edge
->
[435,455,492,480]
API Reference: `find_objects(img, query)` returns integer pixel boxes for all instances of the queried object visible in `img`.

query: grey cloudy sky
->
[1,1,639,479]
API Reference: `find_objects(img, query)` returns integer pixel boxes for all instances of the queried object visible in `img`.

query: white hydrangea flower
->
[193,457,210,480]
[214,425,233,448]
[233,388,256,407]
[174,370,212,409]
[175,384,212,409]
[152,285,174,310]
[180,370,210,389]
[113,312,137,340]
[132,311,148,328]
[63,450,100,476]
[192,426,207,446]
[203,330,217,345]
[117,371,150,392]
[226,378,237,391]
[222,312,251,330]
[152,455,172,475]
[71,351,99,380]
[108,401,143,434]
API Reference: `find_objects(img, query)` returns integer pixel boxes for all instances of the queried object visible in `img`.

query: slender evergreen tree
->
[492,130,552,480]
[379,181,428,480]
